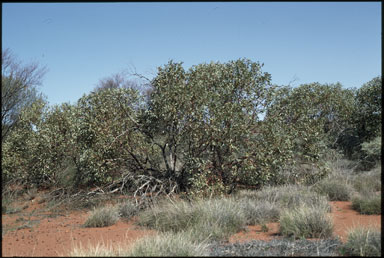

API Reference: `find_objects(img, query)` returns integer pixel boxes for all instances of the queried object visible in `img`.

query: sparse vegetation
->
[24,188,38,201]
[2,195,22,214]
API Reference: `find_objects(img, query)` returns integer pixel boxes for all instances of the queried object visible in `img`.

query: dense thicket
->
[2,57,381,195]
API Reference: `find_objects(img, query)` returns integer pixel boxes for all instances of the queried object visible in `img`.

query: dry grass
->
[83,206,120,228]
[279,204,334,239]
[341,226,381,256]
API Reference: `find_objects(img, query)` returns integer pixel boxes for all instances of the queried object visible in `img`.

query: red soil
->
[2,194,381,257]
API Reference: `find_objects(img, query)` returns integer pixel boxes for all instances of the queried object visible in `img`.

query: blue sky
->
[2,2,381,106]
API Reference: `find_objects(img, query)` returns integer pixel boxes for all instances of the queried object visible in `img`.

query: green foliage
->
[72,88,153,186]
[2,100,83,188]
[354,76,382,142]
[267,83,355,152]
[34,103,79,187]
[146,59,278,192]
[338,76,382,159]
[3,56,379,196]
[361,136,382,160]
[2,99,49,185]
[271,161,330,186]
[359,136,382,170]
[264,83,356,185]
[341,227,381,257]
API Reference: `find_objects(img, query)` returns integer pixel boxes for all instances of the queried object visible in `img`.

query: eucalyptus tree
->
[1,48,47,141]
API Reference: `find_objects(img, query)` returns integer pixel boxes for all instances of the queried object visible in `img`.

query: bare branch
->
[1,48,47,141]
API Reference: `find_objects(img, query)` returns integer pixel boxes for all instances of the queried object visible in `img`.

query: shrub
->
[312,179,353,201]
[351,194,381,215]
[358,136,382,171]
[361,136,382,161]
[128,232,209,256]
[148,59,286,192]
[265,82,355,182]
[279,204,334,239]
[341,227,381,256]
[273,162,330,186]
[83,206,120,228]
[73,88,149,187]
[353,76,382,144]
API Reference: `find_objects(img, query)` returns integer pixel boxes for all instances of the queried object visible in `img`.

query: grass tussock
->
[246,184,331,212]
[341,226,381,257]
[69,231,209,257]
[128,231,209,256]
[351,194,381,215]
[137,197,246,241]
[137,198,199,232]
[69,242,122,256]
[118,200,139,220]
[238,199,281,225]
[279,204,334,239]
[83,206,120,228]
[312,179,353,201]
[351,165,381,194]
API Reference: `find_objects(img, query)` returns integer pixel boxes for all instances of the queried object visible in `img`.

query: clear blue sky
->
[2,2,381,106]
